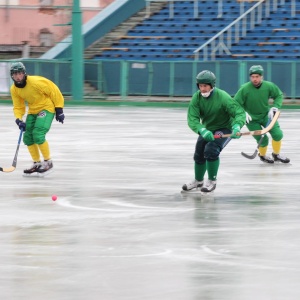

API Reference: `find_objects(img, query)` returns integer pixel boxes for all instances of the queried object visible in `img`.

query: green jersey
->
[234,80,283,121]
[187,88,245,134]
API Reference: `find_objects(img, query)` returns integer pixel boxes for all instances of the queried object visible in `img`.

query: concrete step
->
[84,2,167,59]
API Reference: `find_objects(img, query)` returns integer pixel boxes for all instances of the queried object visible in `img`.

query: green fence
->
[1,59,300,100]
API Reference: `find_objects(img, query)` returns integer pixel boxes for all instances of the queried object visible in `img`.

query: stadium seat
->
[96,0,300,61]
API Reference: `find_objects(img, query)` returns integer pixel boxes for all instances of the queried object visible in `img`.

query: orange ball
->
[52,195,57,201]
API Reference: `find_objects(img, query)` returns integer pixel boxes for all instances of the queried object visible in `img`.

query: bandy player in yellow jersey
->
[10,62,65,176]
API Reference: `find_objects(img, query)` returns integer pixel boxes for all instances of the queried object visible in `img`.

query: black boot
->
[23,162,42,174]
[272,153,290,163]
[258,154,274,164]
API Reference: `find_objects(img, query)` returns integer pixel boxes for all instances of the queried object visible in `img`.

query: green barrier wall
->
[98,60,300,99]
[1,59,300,100]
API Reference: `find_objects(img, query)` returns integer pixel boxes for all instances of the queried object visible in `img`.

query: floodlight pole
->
[72,0,84,100]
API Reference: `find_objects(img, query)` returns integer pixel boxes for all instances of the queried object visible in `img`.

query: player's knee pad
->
[194,152,205,164]
[257,135,269,148]
[204,142,221,160]
[193,136,207,164]
[271,131,283,141]
[32,129,46,145]
[23,132,34,146]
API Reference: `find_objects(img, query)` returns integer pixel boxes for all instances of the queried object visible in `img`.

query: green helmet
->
[196,70,216,87]
[249,65,264,76]
[10,62,26,77]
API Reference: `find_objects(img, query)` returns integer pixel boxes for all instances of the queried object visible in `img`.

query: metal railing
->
[193,0,296,61]
[145,0,296,61]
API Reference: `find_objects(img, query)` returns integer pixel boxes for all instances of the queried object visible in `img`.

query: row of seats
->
[150,11,245,18]
[140,18,241,25]
[98,47,300,54]
[117,36,208,41]
[226,5,300,59]
[100,0,254,61]
[109,42,300,51]
[95,52,300,61]
[95,0,300,61]
[247,32,300,38]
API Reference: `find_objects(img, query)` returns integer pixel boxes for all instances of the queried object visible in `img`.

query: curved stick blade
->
[241,149,258,160]
[0,130,23,173]
[0,166,16,173]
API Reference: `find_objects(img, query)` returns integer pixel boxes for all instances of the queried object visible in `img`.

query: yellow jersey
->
[10,75,64,119]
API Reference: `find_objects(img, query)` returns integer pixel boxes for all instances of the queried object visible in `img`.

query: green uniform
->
[187,88,245,182]
[234,80,283,144]
[188,88,245,133]
[234,80,282,122]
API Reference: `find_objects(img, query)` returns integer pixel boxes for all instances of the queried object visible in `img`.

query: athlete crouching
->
[10,62,65,176]
[182,70,245,193]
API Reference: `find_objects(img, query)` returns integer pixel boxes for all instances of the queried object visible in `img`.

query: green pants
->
[247,117,283,147]
[24,110,54,146]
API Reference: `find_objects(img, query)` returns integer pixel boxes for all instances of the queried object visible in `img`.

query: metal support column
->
[72,0,84,100]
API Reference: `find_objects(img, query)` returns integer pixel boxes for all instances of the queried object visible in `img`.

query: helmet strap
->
[201,87,214,98]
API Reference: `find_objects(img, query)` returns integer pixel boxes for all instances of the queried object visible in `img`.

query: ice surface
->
[0,105,299,300]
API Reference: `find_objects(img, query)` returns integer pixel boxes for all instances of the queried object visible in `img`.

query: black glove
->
[55,107,65,124]
[15,119,26,131]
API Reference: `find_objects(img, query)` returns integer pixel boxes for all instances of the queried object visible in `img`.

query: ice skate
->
[37,160,54,177]
[182,179,203,192]
[23,161,42,177]
[272,153,290,164]
[201,180,216,193]
[258,154,274,164]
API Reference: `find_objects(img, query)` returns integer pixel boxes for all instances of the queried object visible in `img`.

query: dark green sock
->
[194,162,206,181]
[206,158,220,181]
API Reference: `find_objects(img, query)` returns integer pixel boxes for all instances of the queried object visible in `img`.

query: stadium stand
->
[90,0,300,61]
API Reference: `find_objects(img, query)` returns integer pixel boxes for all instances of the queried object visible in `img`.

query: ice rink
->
[0,104,299,300]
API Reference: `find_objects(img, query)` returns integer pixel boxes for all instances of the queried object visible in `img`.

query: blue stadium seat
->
[96,0,300,61]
